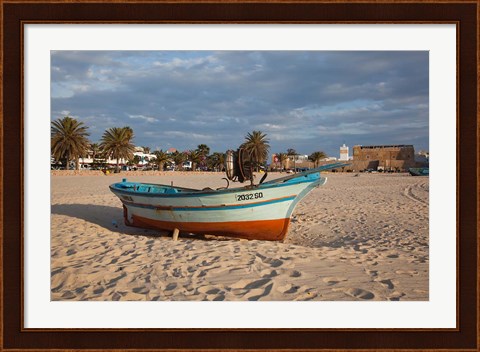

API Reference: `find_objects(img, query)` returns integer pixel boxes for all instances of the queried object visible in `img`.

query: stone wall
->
[351,145,416,171]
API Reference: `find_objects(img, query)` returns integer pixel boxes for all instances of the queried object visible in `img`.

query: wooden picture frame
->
[2,1,478,350]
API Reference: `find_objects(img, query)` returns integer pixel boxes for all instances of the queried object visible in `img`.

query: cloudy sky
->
[51,51,429,158]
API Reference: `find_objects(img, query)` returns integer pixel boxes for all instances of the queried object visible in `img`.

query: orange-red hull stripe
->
[128,213,290,241]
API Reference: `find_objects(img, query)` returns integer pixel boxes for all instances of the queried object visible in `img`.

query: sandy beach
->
[51,172,428,301]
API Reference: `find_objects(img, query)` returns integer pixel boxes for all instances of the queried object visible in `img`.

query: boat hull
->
[408,168,429,176]
[126,209,291,240]
[110,172,327,241]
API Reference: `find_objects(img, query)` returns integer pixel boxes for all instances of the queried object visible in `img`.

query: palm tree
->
[287,148,298,172]
[100,127,135,172]
[188,150,203,171]
[89,143,100,166]
[240,130,270,171]
[196,144,210,157]
[124,126,134,140]
[153,149,170,171]
[51,116,90,170]
[309,151,327,168]
[276,152,288,170]
[96,149,109,170]
[131,155,142,167]
[142,146,151,154]
[172,151,187,171]
[196,144,210,169]
[208,152,225,172]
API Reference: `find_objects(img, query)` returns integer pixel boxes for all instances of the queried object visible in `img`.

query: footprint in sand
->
[345,288,375,300]
[246,283,274,301]
[388,291,406,301]
[353,245,368,254]
[256,254,283,268]
[395,270,419,276]
[260,269,279,279]
[378,279,395,290]
[132,286,149,294]
[165,282,177,291]
[212,293,225,301]
[51,267,66,277]
[205,288,221,295]
[278,283,301,294]
[112,292,125,301]
[244,278,271,290]
[105,272,127,287]
[294,289,318,301]
[112,292,122,301]
[75,285,88,294]
[289,270,302,278]
[197,286,221,295]
[284,286,300,294]
[93,286,105,294]
[61,291,76,299]
[322,277,347,286]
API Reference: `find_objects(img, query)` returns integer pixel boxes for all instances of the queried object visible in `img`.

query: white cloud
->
[127,114,158,123]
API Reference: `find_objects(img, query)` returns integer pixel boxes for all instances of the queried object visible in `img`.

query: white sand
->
[51,172,428,301]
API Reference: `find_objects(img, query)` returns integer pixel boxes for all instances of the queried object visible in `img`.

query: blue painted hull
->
[408,168,429,176]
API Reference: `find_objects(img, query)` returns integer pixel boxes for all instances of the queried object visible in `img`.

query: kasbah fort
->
[272,144,429,172]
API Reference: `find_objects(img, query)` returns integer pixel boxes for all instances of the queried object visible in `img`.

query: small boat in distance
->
[110,155,347,241]
[408,168,429,176]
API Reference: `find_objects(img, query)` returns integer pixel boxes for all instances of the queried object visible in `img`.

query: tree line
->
[51,116,328,172]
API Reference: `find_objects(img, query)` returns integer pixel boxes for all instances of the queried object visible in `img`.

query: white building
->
[78,146,156,169]
[339,144,349,161]
[292,154,309,162]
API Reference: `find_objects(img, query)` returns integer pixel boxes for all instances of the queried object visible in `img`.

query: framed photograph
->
[2,1,478,350]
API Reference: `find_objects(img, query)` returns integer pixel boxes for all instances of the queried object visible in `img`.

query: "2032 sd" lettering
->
[235,192,264,201]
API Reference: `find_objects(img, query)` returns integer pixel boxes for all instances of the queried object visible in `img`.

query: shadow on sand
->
[50,203,235,242]
[51,203,162,237]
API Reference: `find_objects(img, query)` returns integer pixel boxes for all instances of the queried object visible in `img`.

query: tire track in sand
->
[402,182,428,206]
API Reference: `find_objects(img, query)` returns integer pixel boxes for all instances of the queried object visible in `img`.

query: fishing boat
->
[408,167,429,176]
[110,148,346,241]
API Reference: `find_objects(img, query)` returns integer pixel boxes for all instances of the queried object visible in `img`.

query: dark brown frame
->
[2,1,478,350]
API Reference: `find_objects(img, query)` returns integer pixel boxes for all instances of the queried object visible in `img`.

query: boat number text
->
[235,192,263,201]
